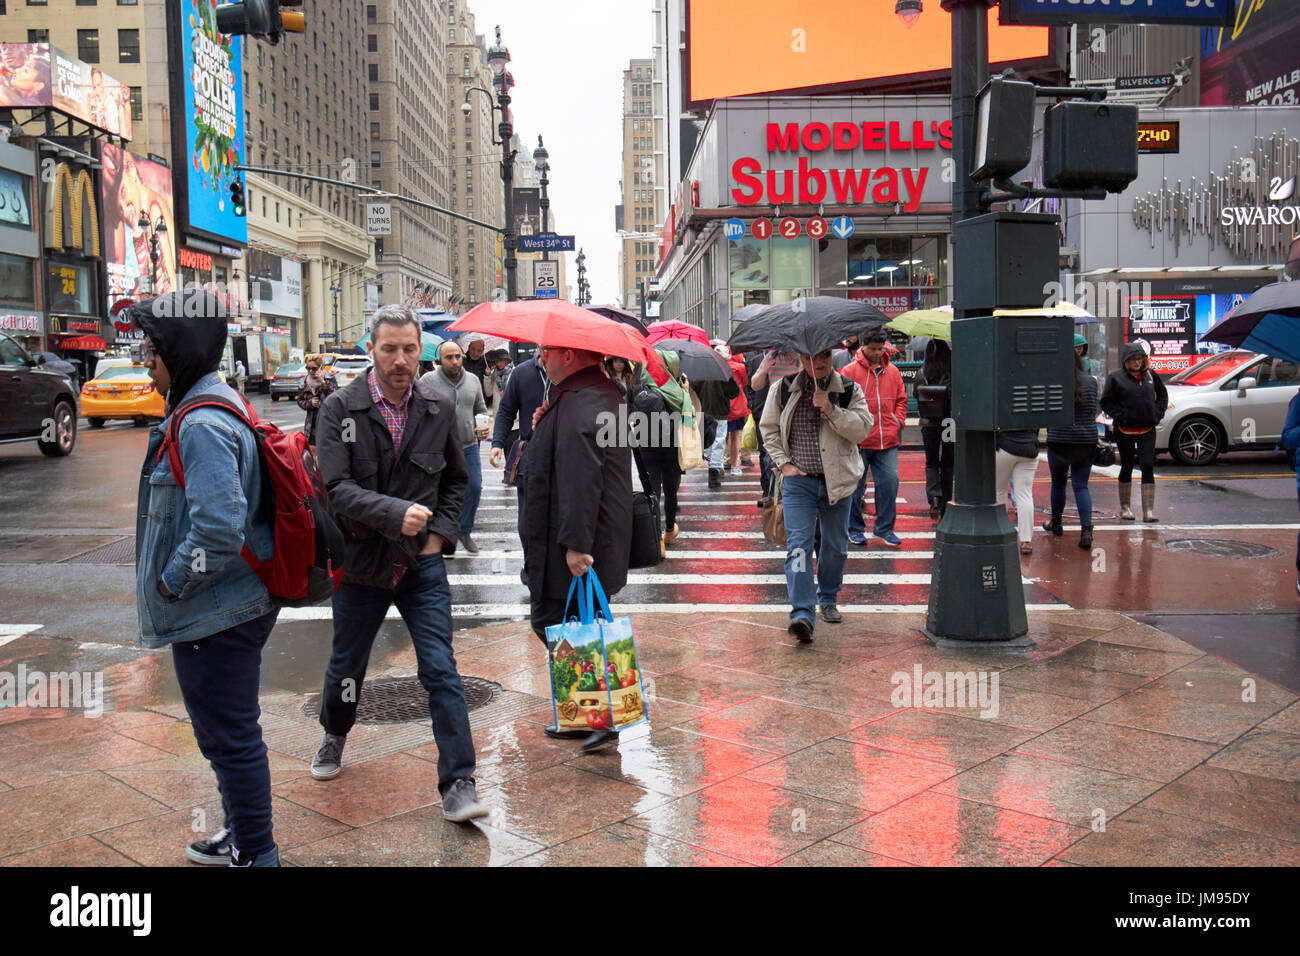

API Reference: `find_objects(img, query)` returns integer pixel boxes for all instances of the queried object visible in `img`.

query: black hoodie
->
[1100,343,1168,431]
[129,289,229,409]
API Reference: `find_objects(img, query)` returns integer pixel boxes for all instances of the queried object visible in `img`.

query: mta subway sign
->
[999,0,1234,27]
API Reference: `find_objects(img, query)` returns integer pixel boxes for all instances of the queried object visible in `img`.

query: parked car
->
[269,362,307,400]
[327,355,371,387]
[1153,350,1299,465]
[81,364,166,428]
[0,332,78,456]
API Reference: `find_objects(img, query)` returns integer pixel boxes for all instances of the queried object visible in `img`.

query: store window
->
[47,261,94,314]
[0,253,36,310]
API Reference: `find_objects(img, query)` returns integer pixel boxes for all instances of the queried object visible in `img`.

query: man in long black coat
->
[523,345,632,752]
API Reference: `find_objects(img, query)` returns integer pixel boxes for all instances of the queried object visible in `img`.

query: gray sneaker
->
[311,732,346,780]
[441,778,489,823]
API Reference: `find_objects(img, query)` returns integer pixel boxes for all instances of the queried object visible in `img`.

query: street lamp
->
[575,247,588,306]
[329,280,342,346]
[533,134,550,261]
[895,0,923,27]
[136,211,167,297]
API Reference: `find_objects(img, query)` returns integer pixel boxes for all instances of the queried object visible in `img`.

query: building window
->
[368,63,378,81]
[367,34,377,53]
[129,86,143,121]
[118,29,140,64]
[27,29,49,43]
[369,92,379,111]
[370,151,381,168]
[77,30,100,63]
[76,0,96,5]
[366,4,376,23]
[118,0,139,5]
[449,28,455,39]
[370,122,380,140]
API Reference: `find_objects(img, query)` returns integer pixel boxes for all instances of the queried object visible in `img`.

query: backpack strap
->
[157,391,258,492]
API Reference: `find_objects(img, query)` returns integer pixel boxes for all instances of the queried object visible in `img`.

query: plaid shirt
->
[368,369,414,587]
[787,376,824,476]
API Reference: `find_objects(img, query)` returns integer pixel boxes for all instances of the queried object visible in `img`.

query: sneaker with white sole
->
[186,827,232,865]
[311,732,346,780]
[441,778,490,822]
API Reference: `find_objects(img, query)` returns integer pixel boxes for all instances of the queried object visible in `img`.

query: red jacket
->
[841,348,908,449]
[726,354,750,421]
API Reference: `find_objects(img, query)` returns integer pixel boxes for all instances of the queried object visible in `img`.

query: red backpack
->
[158,392,345,606]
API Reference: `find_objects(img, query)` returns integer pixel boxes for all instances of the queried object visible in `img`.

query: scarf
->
[491,361,514,395]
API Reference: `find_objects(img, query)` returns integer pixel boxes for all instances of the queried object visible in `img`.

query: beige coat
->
[760,370,873,505]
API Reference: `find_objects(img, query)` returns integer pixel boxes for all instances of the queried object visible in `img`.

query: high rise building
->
[619,57,658,312]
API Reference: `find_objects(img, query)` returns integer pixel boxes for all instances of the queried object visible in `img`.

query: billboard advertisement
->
[1201,0,1300,107]
[0,44,131,139]
[100,143,176,306]
[687,1,1049,103]
[174,0,246,244]
[246,249,303,320]
[1125,291,1254,375]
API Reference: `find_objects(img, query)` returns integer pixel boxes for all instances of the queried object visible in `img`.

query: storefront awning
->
[56,335,107,351]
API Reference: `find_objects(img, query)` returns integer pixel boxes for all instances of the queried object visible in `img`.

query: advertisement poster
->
[0,44,50,108]
[0,44,130,138]
[1125,293,1248,374]
[1201,0,1300,107]
[246,249,302,320]
[178,0,246,243]
[0,167,32,228]
[729,237,770,288]
[100,143,176,306]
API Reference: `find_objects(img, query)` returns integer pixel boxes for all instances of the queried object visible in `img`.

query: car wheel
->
[1169,416,1223,466]
[87,417,106,429]
[38,400,76,457]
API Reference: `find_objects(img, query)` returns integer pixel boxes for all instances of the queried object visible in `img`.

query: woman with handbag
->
[915,340,954,520]
[996,428,1039,555]
[295,353,338,457]
[1043,335,1101,550]
[1100,343,1168,522]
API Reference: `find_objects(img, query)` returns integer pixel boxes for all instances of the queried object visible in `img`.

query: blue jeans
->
[782,474,852,624]
[708,419,726,469]
[1046,442,1094,527]
[847,446,899,537]
[320,554,476,794]
[459,442,482,536]
[172,610,279,859]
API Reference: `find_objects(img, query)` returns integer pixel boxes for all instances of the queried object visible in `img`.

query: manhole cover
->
[59,537,136,564]
[1164,538,1281,559]
[302,676,501,724]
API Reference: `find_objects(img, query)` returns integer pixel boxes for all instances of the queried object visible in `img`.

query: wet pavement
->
[1,394,1299,865]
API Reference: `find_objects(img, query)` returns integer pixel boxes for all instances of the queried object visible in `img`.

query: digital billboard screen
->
[687,1,1050,103]
[1125,292,1253,375]
[100,143,176,307]
[0,44,132,139]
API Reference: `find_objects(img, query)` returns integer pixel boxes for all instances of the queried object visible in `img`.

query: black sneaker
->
[460,533,480,554]
[229,844,280,867]
[708,469,722,489]
[788,618,814,643]
[819,605,843,624]
[186,827,232,865]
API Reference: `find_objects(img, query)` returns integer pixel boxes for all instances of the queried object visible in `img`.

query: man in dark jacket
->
[524,344,632,753]
[489,352,548,543]
[311,305,487,823]
[1100,342,1168,522]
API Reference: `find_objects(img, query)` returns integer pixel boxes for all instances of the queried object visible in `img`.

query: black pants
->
[531,593,569,646]
[921,424,955,511]
[1117,429,1156,484]
[644,446,682,529]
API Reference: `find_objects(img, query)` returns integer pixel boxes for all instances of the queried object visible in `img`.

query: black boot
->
[1078,526,1093,549]
[708,468,722,489]
[1042,517,1062,537]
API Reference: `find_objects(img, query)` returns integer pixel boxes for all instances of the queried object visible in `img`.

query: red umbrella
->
[448,300,668,383]
[647,320,709,346]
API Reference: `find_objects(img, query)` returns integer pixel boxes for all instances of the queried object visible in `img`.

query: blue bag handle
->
[563,574,593,625]
[584,568,615,623]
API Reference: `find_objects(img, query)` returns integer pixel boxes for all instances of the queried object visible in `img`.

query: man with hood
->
[841,329,908,547]
[132,289,280,867]
[1100,342,1168,522]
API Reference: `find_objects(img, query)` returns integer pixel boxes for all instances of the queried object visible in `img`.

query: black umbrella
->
[652,338,733,381]
[585,304,651,338]
[726,296,889,356]
[1199,282,1300,364]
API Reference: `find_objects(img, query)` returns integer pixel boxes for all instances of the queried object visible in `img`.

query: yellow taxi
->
[81,364,166,428]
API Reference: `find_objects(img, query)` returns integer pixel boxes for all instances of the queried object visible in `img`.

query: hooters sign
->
[730,120,952,214]
[44,161,100,256]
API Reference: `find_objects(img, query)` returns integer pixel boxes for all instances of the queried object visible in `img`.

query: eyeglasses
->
[306,365,321,371]
[812,350,833,361]
[140,342,157,363]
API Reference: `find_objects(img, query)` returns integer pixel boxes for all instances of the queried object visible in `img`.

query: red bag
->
[159,392,345,606]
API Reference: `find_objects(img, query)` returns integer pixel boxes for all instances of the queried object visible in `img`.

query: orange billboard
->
[688,0,1051,103]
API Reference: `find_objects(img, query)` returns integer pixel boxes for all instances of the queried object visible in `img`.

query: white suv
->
[328,356,372,387]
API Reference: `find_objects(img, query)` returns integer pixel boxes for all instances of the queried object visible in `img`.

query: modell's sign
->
[44,160,100,256]
[730,120,952,213]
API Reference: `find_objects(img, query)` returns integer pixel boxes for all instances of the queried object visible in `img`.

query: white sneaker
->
[730,466,743,476]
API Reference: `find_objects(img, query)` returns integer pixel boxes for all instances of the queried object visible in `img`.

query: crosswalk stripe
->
[448,550,937,560]
[444,573,1036,585]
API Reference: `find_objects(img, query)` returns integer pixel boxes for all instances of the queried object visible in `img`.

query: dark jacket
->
[523,364,632,601]
[491,356,548,488]
[1047,373,1100,446]
[316,374,468,587]
[695,376,740,419]
[1100,343,1168,431]
[915,340,952,427]
[997,429,1039,459]
[295,373,338,446]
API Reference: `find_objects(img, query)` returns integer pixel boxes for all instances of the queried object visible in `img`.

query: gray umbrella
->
[726,296,889,356]
[653,338,733,381]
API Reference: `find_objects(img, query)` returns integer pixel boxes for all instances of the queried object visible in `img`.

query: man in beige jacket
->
[760,347,873,642]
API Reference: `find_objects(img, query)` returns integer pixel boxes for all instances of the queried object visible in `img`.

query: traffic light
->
[274,1,307,41]
[230,179,246,217]
[214,0,305,45]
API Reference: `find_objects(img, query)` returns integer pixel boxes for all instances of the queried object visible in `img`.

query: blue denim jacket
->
[136,372,275,648]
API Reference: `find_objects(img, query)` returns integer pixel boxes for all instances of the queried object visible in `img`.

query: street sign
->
[751,218,773,240]
[533,260,559,299]
[831,215,856,239]
[724,217,745,240]
[806,216,828,239]
[366,201,392,236]
[318,332,337,340]
[1000,0,1234,27]
[778,217,802,238]
[518,233,575,252]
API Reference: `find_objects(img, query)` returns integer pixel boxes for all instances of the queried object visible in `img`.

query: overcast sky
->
[464,0,655,304]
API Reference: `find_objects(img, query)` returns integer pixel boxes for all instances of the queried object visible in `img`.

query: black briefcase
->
[628,467,663,569]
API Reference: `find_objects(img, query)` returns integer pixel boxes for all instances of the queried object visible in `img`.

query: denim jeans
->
[1046,442,1094,527]
[847,446,899,537]
[459,442,482,536]
[319,553,476,794]
[172,609,279,859]
[708,419,726,469]
[756,432,773,497]
[782,474,852,624]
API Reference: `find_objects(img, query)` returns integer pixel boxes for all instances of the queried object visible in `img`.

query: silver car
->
[269,362,306,401]
[1154,350,1300,465]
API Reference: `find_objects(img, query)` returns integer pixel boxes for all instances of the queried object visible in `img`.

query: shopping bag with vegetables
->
[546,570,649,735]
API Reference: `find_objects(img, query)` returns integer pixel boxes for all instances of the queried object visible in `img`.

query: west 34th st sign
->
[999,0,1236,28]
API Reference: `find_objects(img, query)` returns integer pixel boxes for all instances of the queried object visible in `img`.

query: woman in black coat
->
[295,354,338,456]
[915,340,954,519]
[1100,343,1168,522]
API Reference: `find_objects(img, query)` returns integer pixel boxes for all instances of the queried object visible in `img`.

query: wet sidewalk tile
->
[1,836,138,867]
[272,752,444,827]
[1135,766,1300,844]
[840,708,1037,769]
[0,773,169,858]
[675,696,862,755]
[507,822,752,867]
[0,731,175,789]
[574,727,778,798]
[775,840,917,867]
[1085,688,1289,745]
[1058,806,1300,867]
[1013,718,1219,782]
[1207,730,1300,783]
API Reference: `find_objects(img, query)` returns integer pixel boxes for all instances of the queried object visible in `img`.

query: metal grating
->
[59,536,136,565]
[1164,538,1280,559]
[1011,384,1066,416]
[302,675,501,724]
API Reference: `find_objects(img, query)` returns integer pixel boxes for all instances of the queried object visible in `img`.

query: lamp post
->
[329,279,342,346]
[575,247,587,305]
[533,134,550,261]
[486,26,516,303]
[136,211,167,297]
